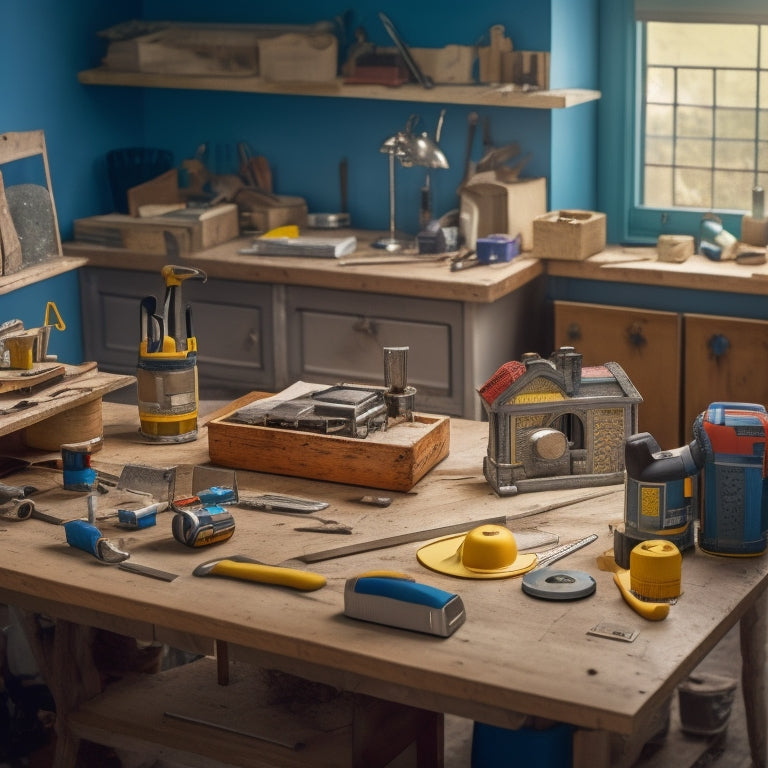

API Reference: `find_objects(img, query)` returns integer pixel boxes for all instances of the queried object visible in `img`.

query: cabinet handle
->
[707,333,730,361]
[566,322,581,342]
[626,322,647,349]
[248,330,260,348]
[353,317,378,336]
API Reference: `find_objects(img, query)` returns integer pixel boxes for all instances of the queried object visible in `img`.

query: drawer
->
[554,300,682,449]
[684,313,768,433]
[285,287,464,416]
[79,268,275,396]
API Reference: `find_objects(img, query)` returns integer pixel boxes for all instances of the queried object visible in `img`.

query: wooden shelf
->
[77,67,601,109]
[0,257,86,296]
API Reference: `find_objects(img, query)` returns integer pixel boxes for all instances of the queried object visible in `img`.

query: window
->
[641,21,768,213]
[597,1,768,244]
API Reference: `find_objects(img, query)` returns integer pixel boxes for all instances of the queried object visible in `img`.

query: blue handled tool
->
[64,520,129,563]
[344,574,465,637]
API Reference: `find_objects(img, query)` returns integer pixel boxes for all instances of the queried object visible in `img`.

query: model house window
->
[641,21,767,213]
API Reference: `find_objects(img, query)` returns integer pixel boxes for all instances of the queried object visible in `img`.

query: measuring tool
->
[521,534,599,601]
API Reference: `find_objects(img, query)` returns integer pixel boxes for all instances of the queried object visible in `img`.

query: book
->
[238,235,357,258]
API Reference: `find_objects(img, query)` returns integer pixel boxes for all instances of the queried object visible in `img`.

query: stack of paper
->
[239,235,357,258]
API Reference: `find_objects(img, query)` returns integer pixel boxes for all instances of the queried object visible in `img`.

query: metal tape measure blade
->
[522,568,596,600]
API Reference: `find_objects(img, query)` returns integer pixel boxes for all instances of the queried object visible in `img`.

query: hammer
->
[193,554,326,591]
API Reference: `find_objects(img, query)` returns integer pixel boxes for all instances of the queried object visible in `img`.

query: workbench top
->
[65,235,768,305]
[1,400,766,748]
[64,232,545,304]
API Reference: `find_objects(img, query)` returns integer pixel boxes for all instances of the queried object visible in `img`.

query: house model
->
[479,347,642,496]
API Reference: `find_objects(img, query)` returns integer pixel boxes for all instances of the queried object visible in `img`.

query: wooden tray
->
[0,362,65,393]
[207,392,450,491]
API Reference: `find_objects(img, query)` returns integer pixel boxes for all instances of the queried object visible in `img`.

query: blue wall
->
[2,0,600,362]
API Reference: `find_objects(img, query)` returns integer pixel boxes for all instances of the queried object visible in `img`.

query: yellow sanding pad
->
[417,524,537,579]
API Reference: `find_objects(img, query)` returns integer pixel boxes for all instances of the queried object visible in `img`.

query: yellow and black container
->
[137,264,206,443]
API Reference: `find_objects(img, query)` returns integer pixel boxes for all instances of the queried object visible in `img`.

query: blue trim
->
[547,276,768,320]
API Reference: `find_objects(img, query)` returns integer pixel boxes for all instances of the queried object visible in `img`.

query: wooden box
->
[258,33,338,82]
[207,392,450,491]
[73,203,239,255]
[533,209,606,261]
[103,27,261,76]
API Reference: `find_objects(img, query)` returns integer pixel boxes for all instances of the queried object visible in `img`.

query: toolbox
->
[207,391,450,492]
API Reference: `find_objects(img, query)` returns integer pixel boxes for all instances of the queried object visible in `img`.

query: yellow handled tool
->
[613,569,670,621]
[193,554,326,591]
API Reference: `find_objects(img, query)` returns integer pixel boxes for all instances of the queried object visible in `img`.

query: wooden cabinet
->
[554,301,768,449]
[683,313,768,435]
[553,301,682,450]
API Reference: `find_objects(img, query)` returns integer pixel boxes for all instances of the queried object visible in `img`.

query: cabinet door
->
[79,267,275,397]
[285,287,464,416]
[554,301,682,449]
[684,313,768,434]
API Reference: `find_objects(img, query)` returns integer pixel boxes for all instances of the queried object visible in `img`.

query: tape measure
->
[522,568,596,600]
[629,540,682,601]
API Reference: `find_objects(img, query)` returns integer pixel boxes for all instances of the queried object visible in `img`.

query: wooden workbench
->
[0,402,765,768]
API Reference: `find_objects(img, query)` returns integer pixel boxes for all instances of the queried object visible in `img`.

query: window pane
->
[676,168,712,208]
[761,73,768,109]
[678,68,713,106]
[646,104,674,135]
[716,108,756,139]
[647,66,674,103]
[676,138,712,166]
[713,170,753,210]
[644,165,673,207]
[714,139,757,170]
[677,106,712,137]
[646,136,674,165]
[758,142,768,172]
[647,23,757,68]
[715,70,757,108]
[761,26,768,69]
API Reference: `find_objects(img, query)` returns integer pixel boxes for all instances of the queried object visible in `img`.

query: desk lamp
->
[374,115,448,252]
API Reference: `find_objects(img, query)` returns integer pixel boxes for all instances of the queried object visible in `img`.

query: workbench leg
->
[16,612,102,768]
[572,728,610,768]
[740,590,767,768]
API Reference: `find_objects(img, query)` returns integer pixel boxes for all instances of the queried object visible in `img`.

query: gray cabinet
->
[80,265,545,419]
[285,287,464,416]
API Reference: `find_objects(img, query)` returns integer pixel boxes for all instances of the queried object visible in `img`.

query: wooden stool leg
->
[740,590,767,768]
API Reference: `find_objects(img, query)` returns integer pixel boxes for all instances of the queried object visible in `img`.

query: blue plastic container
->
[471,721,573,767]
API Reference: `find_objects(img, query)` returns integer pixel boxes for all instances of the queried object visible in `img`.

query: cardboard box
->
[533,210,607,261]
[73,204,239,255]
[208,391,450,492]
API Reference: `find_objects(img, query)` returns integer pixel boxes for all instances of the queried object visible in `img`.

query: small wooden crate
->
[73,203,239,255]
[533,210,606,261]
[207,392,450,491]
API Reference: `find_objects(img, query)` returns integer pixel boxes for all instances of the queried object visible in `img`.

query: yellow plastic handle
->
[44,301,66,331]
[262,225,299,239]
[613,570,669,621]
[211,560,326,591]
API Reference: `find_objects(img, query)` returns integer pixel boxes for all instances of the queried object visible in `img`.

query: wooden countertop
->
[545,245,768,296]
[64,232,545,304]
[1,401,766,742]
[65,235,768,305]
